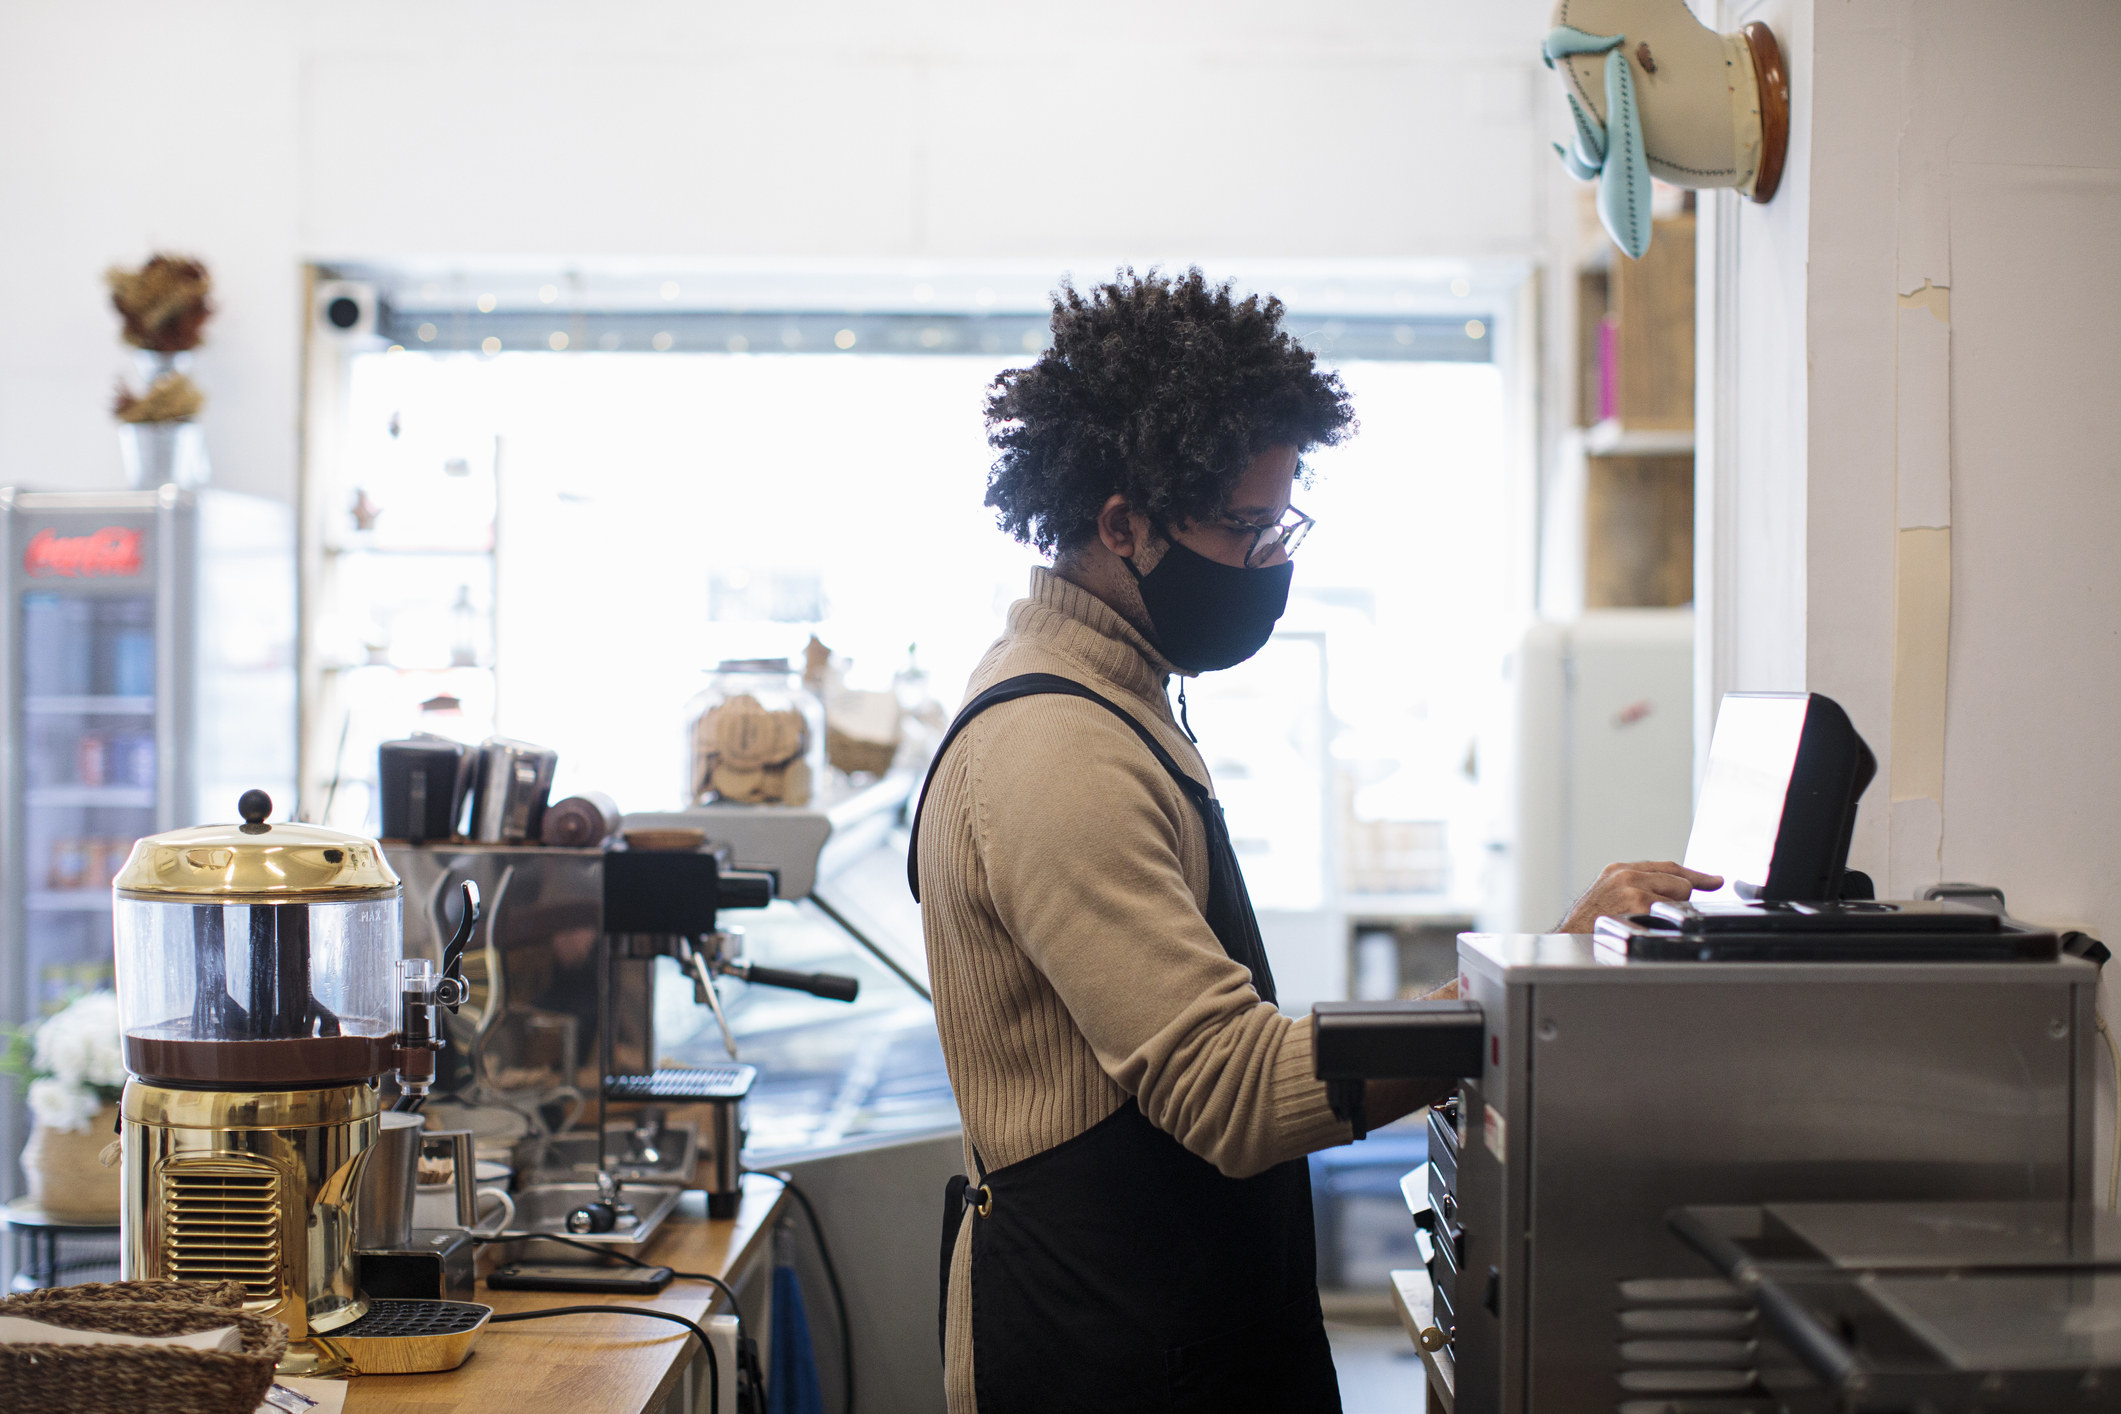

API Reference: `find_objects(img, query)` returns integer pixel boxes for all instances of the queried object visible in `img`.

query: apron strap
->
[907,672,1211,901]
[906,671,1277,1006]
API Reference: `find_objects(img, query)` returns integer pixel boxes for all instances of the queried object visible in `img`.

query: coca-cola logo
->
[25,527,144,578]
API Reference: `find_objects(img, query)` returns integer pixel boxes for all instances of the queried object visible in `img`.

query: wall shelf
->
[26,891,115,913]
[323,543,494,557]
[25,786,155,808]
[24,696,155,716]
[1582,422,1695,457]
[317,661,494,675]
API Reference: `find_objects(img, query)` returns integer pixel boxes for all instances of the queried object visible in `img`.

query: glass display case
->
[0,487,295,1188]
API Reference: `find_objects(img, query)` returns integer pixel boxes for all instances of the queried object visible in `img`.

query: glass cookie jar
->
[684,659,826,807]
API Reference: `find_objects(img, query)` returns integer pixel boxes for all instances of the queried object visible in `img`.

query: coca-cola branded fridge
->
[0,486,294,1180]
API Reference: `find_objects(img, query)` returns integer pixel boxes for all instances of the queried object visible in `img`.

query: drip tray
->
[492,1182,685,1258]
[316,1298,491,1375]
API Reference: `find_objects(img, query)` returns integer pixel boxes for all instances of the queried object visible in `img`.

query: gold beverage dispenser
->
[110,790,446,1373]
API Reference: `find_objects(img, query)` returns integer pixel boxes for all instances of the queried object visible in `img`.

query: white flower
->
[32,991,124,1092]
[27,1075,101,1132]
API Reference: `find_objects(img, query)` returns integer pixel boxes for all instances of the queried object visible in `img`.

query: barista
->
[911,269,1719,1414]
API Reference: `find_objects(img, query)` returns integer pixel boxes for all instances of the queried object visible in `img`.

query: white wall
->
[0,0,1561,505]
[1695,1,1814,786]
[1705,1,2121,938]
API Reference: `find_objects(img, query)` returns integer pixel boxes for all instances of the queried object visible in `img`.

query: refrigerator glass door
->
[16,511,159,1012]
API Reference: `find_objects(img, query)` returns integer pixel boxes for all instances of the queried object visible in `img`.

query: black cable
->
[487,1304,718,1414]
[477,1230,748,1332]
[473,1180,827,1410]
[744,1169,854,1414]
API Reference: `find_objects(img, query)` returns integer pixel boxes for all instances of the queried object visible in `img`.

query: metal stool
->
[2,1198,121,1291]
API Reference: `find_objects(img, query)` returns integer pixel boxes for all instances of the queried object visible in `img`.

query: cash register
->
[1312,693,2103,1414]
[1595,691,2054,962]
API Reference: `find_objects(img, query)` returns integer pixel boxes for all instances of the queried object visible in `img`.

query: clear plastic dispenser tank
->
[112,789,402,1087]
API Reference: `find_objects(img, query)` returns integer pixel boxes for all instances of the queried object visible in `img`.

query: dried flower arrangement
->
[112,374,205,423]
[105,254,213,352]
[106,253,214,425]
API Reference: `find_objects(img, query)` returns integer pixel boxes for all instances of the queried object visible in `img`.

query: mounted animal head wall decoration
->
[1543,0,1789,258]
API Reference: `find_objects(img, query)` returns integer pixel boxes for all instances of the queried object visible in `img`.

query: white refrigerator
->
[1492,609,1695,933]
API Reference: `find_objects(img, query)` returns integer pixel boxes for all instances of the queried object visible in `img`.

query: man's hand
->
[1555,861,1723,933]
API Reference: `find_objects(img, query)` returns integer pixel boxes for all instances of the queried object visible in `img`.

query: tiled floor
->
[1328,1317,1428,1413]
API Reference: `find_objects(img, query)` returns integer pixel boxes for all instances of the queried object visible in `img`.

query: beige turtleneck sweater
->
[918,567,1352,1413]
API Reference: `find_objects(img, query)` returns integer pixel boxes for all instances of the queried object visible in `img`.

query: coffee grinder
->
[112,791,474,1373]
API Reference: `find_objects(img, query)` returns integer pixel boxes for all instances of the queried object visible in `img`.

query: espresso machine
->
[111,790,477,1373]
[1311,695,2105,1414]
[386,834,859,1221]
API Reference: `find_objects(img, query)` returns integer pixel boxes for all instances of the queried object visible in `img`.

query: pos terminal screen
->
[1682,694,1811,904]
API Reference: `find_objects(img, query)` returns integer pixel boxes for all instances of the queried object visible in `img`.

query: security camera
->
[315,280,379,341]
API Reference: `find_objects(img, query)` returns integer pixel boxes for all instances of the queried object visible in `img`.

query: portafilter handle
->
[701,926,860,1003]
[717,959,861,1003]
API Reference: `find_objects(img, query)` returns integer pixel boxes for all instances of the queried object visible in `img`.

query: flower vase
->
[19,1103,122,1221]
[118,350,209,489]
[117,420,209,490]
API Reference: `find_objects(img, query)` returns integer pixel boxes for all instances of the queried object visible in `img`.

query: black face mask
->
[1127,540,1293,674]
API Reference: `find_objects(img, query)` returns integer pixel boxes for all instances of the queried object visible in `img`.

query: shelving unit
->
[1584,454,1694,609]
[301,406,501,829]
[1565,210,1697,611]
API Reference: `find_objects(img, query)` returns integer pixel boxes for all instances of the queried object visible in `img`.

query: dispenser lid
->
[114,790,401,901]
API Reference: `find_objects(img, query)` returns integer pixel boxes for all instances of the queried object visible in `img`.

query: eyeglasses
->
[1222,504,1316,568]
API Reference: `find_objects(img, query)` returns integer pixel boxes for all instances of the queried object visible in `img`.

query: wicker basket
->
[826,723,898,776]
[0,1284,286,1414]
[4,1280,248,1308]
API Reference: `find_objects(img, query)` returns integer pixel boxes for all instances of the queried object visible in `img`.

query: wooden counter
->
[345,1175,788,1414]
[1390,1267,1453,1413]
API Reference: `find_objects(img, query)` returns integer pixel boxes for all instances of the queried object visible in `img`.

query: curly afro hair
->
[983,268,1355,557]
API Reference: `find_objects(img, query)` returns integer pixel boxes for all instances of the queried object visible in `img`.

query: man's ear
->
[1094,493,1137,558]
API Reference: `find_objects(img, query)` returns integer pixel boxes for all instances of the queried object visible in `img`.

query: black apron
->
[909,672,1341,1414]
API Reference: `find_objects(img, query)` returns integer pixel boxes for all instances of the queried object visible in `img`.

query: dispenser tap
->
[437,878,478,1011]
[393,880,480,1107]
